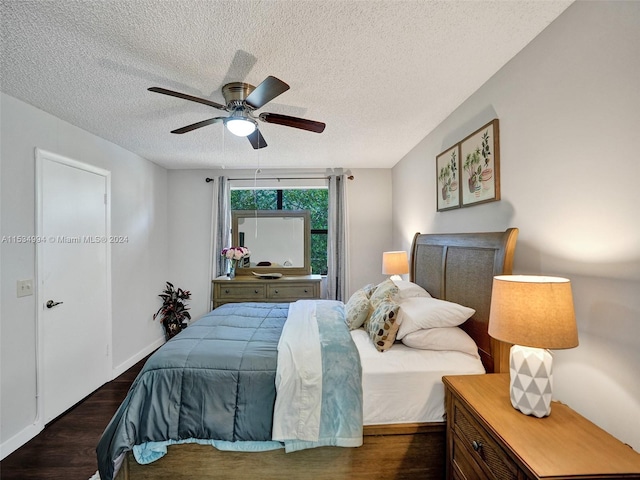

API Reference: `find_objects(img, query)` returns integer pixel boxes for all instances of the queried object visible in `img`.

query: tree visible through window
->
[230,189,329,275]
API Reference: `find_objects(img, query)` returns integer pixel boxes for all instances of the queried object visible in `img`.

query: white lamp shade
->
[382,251,409,275]
[226,118,256,137]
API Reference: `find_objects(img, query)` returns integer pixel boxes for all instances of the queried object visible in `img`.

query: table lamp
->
[488,275,578,417]
[382,251,409,281]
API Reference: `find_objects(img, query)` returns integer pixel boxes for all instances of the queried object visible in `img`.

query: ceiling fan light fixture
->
[225,117,256,137]
[149,76,325,148]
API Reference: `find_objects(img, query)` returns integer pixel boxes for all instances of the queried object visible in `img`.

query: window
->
[230,188,329,275]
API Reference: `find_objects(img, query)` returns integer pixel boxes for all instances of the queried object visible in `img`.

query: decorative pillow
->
[369,279,399,309]
[401,327,479,357]
[345,289,371,330]
[361,283,377,298]
[366,299,401,352]
[392,280,431,301]
[396,297,475,340]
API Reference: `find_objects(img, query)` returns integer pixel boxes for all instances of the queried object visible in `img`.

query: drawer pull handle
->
[472,440,483,452]
[274,290,279,294]
[225,289,230,294]
[254,290,259,294]
[304,289,308,293]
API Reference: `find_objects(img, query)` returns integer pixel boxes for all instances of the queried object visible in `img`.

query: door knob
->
[46,300,63,309]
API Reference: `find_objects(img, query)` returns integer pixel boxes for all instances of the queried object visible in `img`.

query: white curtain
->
[327,175,349,301]
[211,176,231,278]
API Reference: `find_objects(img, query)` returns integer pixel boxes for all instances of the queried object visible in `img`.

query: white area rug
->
[89,471,100,480]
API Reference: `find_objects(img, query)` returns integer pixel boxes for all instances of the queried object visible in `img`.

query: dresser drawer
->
[213,275,321,308]
[452,400,519,480]
[217,284,266,300]
[267,284,316,299]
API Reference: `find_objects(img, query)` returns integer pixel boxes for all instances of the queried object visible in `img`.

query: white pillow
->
[392,280,431,301]
[401,327,479,358]
[396,297,475,339]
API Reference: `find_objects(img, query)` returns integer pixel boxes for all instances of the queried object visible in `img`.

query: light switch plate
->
[17,279,33,297]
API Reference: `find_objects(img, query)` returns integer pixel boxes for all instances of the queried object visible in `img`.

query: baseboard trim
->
[0,422,43,460]
[111,336,165,379]
[1,338,165,461]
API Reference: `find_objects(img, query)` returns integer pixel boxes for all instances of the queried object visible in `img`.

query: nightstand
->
[212,274,321,308]
[443,374,640,479]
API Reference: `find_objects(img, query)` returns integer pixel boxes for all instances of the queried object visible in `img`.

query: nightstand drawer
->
[452,432,490,480]
[217,284,266,299]
[268,284,316,299]
[453,400,519,480]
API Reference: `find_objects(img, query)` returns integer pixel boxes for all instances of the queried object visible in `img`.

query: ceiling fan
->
[148,76,325,149]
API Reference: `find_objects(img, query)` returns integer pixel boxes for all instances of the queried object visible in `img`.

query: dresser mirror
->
[232,210,311,276]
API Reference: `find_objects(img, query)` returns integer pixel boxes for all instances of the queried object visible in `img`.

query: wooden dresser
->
[443,374,640,480]
[212,274,322,308]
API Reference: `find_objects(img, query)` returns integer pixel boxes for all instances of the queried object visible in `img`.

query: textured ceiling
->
[0,0,572,170]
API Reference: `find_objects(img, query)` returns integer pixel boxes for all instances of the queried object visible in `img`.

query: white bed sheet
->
[350,329,485,425]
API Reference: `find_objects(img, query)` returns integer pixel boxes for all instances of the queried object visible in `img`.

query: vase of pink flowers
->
[221,246,251,279]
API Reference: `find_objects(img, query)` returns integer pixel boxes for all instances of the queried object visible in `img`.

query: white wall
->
[0,93,169,456]
[166,170,215,319]
[392,1,640,450]
[167,168,393,317]
[346,169,393,295]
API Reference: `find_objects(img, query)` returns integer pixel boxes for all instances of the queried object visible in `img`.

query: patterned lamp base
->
[509,345,553,418]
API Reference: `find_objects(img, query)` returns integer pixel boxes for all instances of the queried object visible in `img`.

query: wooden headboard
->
[409,228,518,374]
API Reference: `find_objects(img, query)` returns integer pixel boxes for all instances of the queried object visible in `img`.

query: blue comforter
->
[96,301,362,480]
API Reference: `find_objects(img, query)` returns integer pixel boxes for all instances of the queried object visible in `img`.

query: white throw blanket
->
[272,300,323,442]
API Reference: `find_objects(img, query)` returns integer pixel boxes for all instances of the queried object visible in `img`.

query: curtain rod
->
[205,175,354,183]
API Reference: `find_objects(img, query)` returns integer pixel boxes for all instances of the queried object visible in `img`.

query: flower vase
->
[228,260,237,279]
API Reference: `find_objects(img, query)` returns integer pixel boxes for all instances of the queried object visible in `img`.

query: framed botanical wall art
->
[460,119,500,207]
[436,144,461,211]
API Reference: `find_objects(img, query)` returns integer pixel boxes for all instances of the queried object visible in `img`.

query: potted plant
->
[480,130,493,185]
[153,281,191,340]
[438,149,459,202]
[449,152,458,193]
[464,147,483,193]
[438,163,452,201]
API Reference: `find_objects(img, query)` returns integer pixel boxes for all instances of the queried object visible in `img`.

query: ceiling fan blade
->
[148,87,227,111]
[259,112,325,133]
[171,117,225,134]
[247,128,267,149]
[244,76,290,110]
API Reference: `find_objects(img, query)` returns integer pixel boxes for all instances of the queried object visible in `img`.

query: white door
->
[36,149,111,424]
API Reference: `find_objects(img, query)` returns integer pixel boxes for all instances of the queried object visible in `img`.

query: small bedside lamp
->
[382,251,409,281]
[488,275,578,418]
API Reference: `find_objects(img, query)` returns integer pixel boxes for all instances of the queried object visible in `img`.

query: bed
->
[102,228,518,480]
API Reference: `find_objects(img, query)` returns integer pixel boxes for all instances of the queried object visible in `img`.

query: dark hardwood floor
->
[0,357,146,480]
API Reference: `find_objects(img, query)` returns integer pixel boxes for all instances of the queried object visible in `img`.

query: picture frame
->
[460,119,500,207]
[436,144,461,211]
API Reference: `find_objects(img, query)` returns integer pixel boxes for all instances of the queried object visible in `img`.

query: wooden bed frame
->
[114,228,518,480]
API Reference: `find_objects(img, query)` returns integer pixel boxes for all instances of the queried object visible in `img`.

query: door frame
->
[34,148,113,428]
